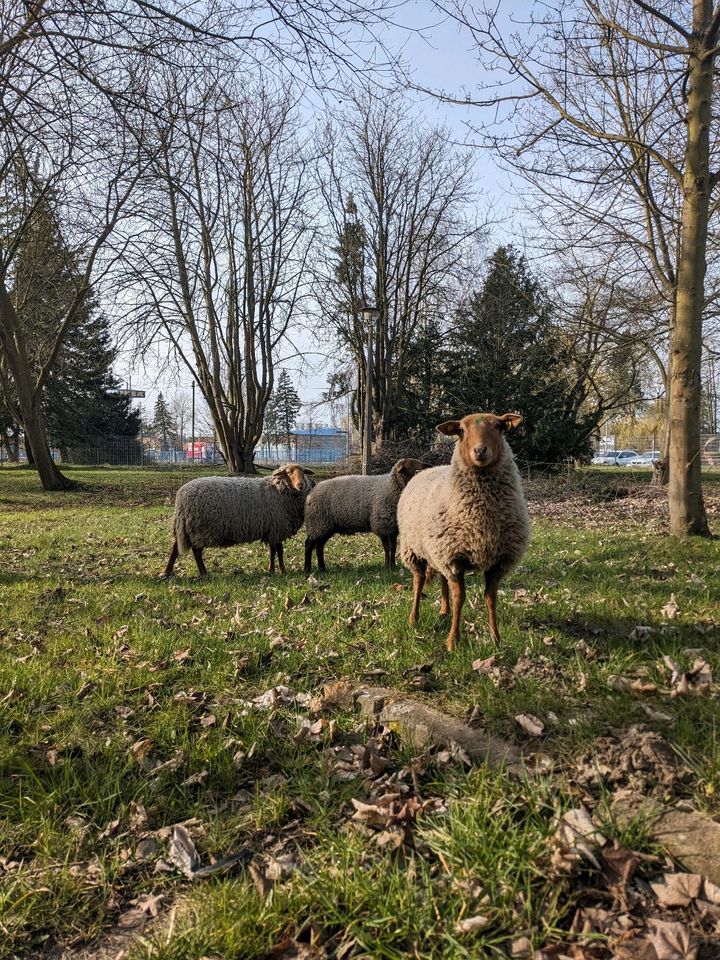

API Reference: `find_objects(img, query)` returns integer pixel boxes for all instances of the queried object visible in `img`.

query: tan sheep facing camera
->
[397,412,530,651]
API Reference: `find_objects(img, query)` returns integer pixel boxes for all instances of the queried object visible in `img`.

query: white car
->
[627,451,661,466]
[592,449,641,466]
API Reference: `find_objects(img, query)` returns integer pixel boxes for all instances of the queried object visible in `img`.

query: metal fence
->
[594,433,720,468]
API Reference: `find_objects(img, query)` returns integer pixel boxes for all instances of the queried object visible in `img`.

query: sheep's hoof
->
[445,634,457,652]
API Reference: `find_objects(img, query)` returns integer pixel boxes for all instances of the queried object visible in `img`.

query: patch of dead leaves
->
[662,656,712,698]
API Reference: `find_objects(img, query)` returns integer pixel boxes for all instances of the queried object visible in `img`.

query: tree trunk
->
[23,408,75,489]
[233,445,257,474]
[669,13,712,536]
[218,431,258,475]
[0,286,76,490]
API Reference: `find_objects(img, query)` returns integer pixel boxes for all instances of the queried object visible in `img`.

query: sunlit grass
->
[0,465,718,957]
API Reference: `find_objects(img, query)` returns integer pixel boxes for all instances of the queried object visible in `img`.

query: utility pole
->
[191,381,196,465]
[361,305,380,475]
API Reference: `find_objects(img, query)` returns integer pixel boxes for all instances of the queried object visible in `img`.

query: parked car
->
[591,449,641,466]
[614,449,641,465]
[627,451,661,467]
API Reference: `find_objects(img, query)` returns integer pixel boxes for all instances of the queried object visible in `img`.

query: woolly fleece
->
[398,439,529,581]
[173,473,310,553]
[305,461,423,541]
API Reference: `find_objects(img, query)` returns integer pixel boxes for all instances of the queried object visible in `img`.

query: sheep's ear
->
[436,420,462,437]
[499,413,522,431]
[271,467,290,487]
[393,459,412,485]
[303,467,315,476]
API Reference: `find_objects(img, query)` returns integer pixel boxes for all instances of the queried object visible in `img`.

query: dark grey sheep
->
[303,458,424,573]
[162,464,315,578]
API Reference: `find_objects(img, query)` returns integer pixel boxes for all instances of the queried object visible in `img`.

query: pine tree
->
[8,174,140,459]
[438,246,602,464]
[152,393,177,451]
[265,370,301,460]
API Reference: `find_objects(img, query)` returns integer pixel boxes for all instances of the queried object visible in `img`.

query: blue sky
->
[117,0,521,425]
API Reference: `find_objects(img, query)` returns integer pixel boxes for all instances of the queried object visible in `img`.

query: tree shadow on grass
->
[526,610,718,656]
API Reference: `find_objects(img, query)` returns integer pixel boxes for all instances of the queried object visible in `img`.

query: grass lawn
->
[0,464,719,959]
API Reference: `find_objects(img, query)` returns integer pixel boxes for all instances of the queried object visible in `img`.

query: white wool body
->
[398,440,529,581]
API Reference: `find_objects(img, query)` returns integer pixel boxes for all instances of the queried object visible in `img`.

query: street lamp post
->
[191,381,196,465]
[361,305,381,475]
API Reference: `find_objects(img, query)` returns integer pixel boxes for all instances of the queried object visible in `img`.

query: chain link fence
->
[594,433,720,469]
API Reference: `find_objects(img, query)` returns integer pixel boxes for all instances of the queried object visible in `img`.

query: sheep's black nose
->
[474,445,488,459]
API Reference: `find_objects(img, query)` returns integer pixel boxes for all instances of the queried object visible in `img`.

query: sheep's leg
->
[484,566,503,642]
[162,540,179,579]
[316,536,330,573]
[192,547,207,578]
[276,542,285,575]
[446,574,466,652]
[409,561,426,625]
[439,574,450,617]
[269,545,276,573]
[304,539,314,575]
[389,533,398,568]
[380,535,391,569]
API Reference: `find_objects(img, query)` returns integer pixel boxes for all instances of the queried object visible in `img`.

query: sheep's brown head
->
[437,412,522,470]
[391,457,425,487]
[271,463,315,492]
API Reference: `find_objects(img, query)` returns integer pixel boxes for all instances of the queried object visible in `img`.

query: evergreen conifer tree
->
[438,246,601,464]
[6,176,140,460]
[152,393,177,451]
[266,370,302,460]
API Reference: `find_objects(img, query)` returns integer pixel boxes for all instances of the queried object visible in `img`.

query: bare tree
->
[316,91,481,449]
[436,0,717,536]
[0,129,145,488]
[128,80,314,474]
[0,0,404,490]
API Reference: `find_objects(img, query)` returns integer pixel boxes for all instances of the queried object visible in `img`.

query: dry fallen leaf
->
[552,806,607,871]
[608,675,658,695]
[661,595,680,620]
[662,655,712,698]
[647,918,697,960]
[181,769,208,787]
[455,914,490,934]
[321,679,355,710]
[135,837,158,861]
[167,824,201,878]
[514,713,544,737]
[128,891,165,918]
[472,655,497,674]
[650,873,703,908]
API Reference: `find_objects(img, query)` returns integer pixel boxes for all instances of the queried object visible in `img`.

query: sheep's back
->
[175,476,304,550]
[305,475,386,538]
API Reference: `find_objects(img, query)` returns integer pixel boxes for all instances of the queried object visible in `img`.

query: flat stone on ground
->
[352,685,525,776]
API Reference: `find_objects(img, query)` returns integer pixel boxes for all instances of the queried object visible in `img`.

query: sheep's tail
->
[174,509,191,554]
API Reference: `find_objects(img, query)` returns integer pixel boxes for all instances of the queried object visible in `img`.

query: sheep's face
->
[392,458,426,487]
[272,464,315,493]
[437,412,522,470]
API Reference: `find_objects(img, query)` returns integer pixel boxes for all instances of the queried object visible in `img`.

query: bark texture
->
[670,1,714,536]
